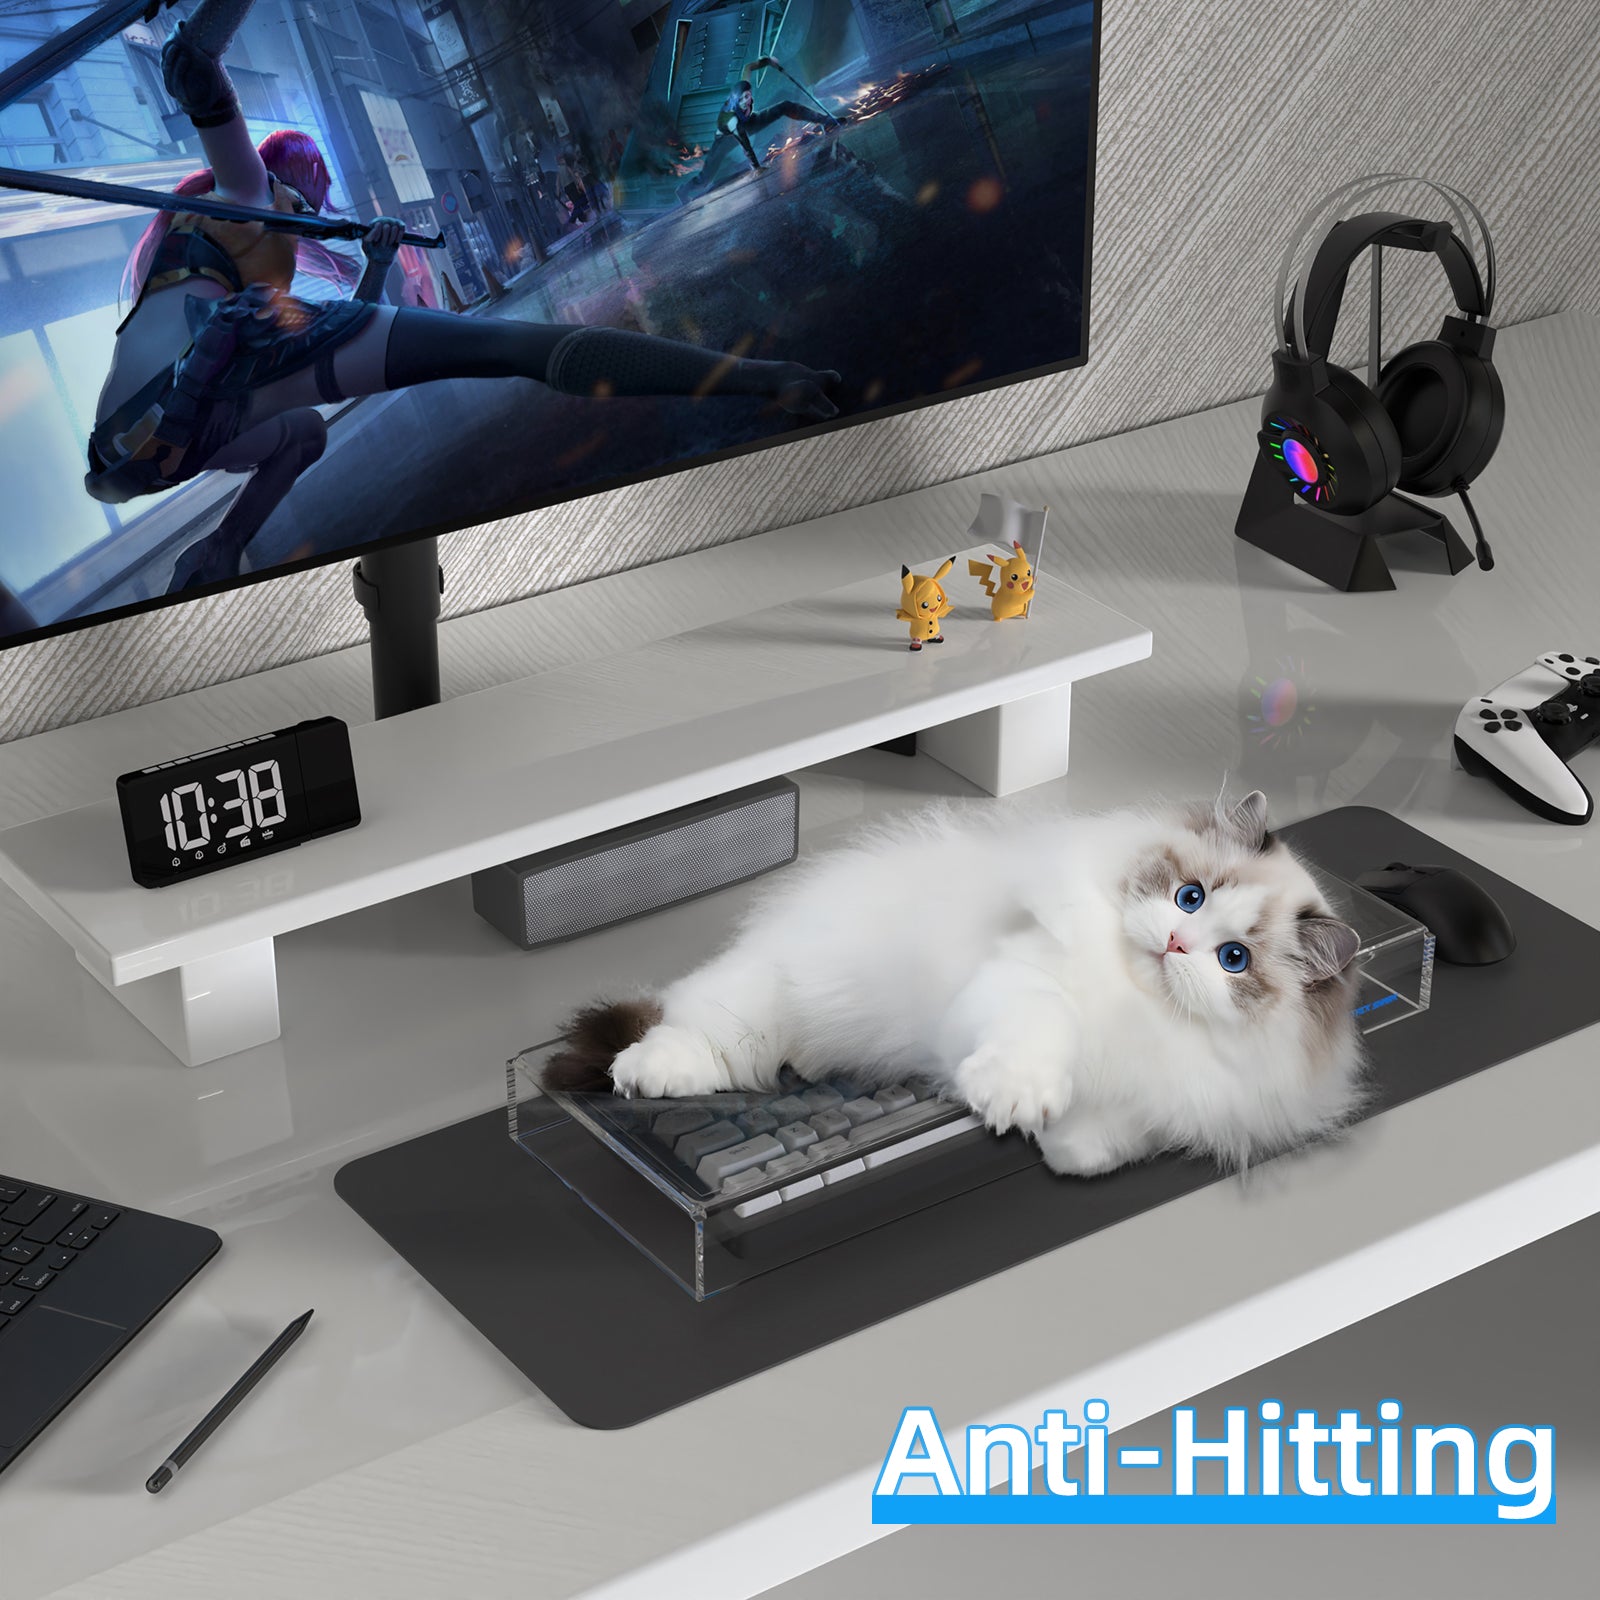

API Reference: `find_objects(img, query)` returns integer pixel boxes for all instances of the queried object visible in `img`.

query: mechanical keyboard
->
[548,1066,982,1219]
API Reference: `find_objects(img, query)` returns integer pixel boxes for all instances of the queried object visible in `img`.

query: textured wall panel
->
[3,0,1597,741]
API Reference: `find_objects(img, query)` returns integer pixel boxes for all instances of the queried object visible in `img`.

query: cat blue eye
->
[1218,942,1251,973]
[1175,883,1205,913]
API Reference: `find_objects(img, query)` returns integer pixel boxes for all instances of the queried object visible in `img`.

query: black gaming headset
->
[1259,175,1503,569]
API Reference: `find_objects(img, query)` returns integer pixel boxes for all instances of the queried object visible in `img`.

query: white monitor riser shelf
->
[0,544,1151,1066]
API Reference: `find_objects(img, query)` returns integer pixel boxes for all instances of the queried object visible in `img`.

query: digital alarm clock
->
[117,717,361,888]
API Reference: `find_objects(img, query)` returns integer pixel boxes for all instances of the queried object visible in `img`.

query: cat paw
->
[952,1043,1065,1136]
[611,1025,725,1099]
[1037,1115,1154,1177]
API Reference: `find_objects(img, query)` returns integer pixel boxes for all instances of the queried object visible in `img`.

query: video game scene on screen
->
[0,0,1096,643]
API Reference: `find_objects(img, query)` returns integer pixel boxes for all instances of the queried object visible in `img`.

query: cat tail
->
[542,998,663,1092]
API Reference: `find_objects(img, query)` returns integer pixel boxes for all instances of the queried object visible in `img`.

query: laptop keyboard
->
[0,1179,121,1328]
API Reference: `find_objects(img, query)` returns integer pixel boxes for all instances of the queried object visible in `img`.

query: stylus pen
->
[145,1310,314,1494]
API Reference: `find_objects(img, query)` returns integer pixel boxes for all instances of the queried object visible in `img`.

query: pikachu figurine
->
[897,558,955,650]
[969,541,1034,620]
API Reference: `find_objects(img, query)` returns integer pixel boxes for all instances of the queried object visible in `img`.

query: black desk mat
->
[335,807,1600,1428]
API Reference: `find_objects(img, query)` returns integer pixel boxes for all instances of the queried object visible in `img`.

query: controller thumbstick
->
[1537,699,1574,725]
[1581,673,1600,698]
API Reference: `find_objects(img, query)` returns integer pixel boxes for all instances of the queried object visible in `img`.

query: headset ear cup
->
[1377,341,1504,496]
[1453,352,1505,486]
[1318,363,1402,512]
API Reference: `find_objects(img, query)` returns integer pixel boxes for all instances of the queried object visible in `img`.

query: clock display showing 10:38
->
[160,760,289,855]
[117,718,361,888]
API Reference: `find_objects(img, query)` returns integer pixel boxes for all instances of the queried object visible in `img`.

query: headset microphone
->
[1454,481,1494,572]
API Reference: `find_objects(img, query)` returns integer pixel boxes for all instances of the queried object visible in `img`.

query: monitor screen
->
[0,0,1099,649]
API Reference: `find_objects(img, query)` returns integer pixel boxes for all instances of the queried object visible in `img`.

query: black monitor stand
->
[352,538,444,720]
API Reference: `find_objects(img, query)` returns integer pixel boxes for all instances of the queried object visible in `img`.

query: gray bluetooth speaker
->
[471,777,800,950]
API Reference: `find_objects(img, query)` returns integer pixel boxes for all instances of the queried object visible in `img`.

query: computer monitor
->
[0,0,1100,698]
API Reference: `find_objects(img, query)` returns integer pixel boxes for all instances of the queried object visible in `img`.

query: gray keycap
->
[863,1112,983,1169]
[697,1133,785,1188]
[761,1151,812,1181]
[847,1100,946,1144]
[720,1166,770,1197]
[807,1135,852,1164]
[736,1108,778,1137]
[840,1097,884,1127]
[874,1085,915,1112]
[674,1120,743,1166]
[807,1109,849,1140]
[800,1085,843,1113]
[653,1107,713,1144]
[767,1096,810,1125]
[775,1121,818,1153]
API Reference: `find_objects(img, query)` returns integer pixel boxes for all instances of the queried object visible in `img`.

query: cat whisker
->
[1163,964,1199,1024]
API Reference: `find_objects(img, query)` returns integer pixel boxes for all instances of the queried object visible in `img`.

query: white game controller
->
[1453,652,1600,824]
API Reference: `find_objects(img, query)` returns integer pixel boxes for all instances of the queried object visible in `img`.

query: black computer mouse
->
[1354,862,1517,966]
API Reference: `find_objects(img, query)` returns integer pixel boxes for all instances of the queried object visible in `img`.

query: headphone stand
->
[1234,453,1475,591]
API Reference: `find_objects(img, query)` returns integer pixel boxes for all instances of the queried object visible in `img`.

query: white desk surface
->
[1,310,1598,1600]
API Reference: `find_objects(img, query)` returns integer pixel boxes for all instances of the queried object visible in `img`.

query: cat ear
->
[1227,790,1270,851]
[1297,916,1361,981]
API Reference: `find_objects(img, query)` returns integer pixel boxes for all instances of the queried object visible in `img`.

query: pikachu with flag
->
[967,493,1048,620]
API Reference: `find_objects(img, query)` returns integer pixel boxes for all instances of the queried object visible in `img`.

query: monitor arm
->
[352,540,444,720]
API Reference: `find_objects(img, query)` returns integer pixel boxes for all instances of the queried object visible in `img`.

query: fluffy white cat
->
[544,792,1366,1176]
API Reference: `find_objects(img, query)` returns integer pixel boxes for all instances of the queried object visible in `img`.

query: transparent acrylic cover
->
[508,869,1427,1215]
[1309,863,1434,1033]
[511,1047,978,1222]
[504,871,1430,1297]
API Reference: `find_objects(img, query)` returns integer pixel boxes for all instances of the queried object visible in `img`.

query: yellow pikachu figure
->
[897,559,955,651]
[969,541,1034,620]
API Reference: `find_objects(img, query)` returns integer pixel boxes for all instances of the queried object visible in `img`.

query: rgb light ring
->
[1264,416,1338,505]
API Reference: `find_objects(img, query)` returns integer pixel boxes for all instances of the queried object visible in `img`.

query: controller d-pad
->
[1479,709,1498,719]
[1537,699,1575,725]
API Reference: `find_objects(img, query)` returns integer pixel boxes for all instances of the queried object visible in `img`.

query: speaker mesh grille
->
[518,790,796,946]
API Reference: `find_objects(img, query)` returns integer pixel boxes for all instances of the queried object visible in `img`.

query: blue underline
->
[871,1493,1554,1525]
